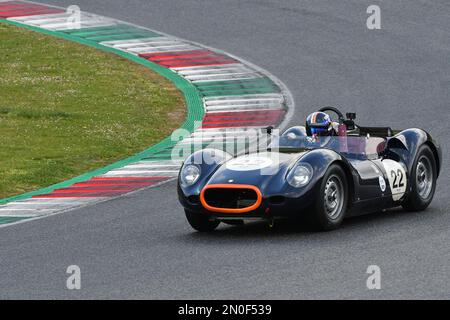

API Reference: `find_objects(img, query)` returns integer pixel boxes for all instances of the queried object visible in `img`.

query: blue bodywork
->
[178,127,441,221]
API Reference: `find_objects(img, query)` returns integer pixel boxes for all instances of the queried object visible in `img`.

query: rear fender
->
[386,128,441,177]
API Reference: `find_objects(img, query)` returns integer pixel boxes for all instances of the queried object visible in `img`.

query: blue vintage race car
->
[177,107,442,231]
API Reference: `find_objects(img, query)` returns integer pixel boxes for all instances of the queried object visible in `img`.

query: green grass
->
[0,23,185,199]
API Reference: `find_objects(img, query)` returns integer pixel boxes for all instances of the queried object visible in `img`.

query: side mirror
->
[345,113,356,130]
[344,120,356,131]
[346,112,356,120]
[266,126,274,135]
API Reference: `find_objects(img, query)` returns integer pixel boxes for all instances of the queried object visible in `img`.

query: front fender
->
[178,148,232,197]
[265,148,354,199]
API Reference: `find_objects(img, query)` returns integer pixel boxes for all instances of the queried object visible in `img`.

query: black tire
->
[308,164,348,231]
[185,209,220,232]
[402,145,437,212]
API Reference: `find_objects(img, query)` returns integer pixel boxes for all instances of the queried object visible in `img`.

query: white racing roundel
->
[379,176,386,192]
[382,159,407,201]
[226,155,273,171]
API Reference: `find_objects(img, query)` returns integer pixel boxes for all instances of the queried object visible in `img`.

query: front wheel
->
[307,164,348,231]
[402,145,437,211]
[185,209,220,232]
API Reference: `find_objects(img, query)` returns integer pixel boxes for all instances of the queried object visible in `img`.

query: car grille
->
[201,185,262,213]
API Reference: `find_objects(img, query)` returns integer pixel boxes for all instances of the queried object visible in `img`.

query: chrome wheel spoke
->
[324,175,344,219]
[416,156,433,200]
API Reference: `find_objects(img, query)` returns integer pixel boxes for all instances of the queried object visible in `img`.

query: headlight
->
[287,163,313,188]
[180,164,201,186]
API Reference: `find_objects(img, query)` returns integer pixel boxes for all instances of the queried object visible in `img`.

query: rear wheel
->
[185,209,220,232]
[308,164,348,231]
[402,145,437,211]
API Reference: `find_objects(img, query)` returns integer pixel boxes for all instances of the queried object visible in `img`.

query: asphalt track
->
[1,0,449,299]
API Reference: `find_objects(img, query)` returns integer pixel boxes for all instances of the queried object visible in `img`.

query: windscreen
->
[271,134,386,159]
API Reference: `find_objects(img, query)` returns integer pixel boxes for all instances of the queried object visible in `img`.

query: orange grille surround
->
[200,184,263,214]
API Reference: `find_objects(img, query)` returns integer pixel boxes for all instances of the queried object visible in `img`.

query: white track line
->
[100,37,200,55]
[174,64,262,83]
[9,13,116,30]
[100,171,179,177]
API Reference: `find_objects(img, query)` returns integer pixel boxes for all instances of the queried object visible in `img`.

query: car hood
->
[206,151,307,190]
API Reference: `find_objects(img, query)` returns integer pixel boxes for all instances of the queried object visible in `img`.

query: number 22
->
[391,169,404,189]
